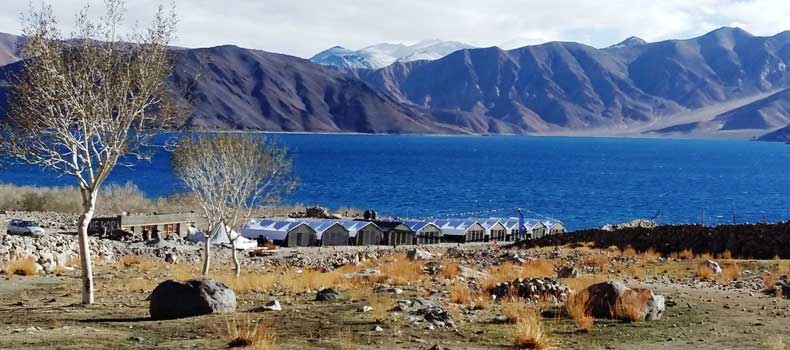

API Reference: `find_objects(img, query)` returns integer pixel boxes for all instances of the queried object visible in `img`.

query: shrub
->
[621,246,637,257]
[512,311,555,349]
[640,248,660,263]
[225,317,276,350]
[5,257,39,276]
[719,262,742,282]
[119,255,147,268]
[678,249,694,260]
[564,291,594,332]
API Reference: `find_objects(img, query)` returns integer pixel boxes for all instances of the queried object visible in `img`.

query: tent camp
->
[186,225,257,250]
[404,221,442,244]
[525,220,548,239]
[241,219,317,247]
[431,219,485,243]
[373,221,415,246]
[544,220,567,235]
[304,220,349,246]
[338,220,383,246]
[480,218,507,242]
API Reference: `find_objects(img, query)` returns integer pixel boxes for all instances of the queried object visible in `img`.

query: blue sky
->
[0,0,788,57]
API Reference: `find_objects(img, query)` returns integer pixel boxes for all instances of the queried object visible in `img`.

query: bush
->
[719,263,742,282]
[440,259,461,279]
[502,298,534,324]
[5,257,39,276]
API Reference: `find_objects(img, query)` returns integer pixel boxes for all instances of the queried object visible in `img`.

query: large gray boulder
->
[149,279,236,320]
[583,281,665,321]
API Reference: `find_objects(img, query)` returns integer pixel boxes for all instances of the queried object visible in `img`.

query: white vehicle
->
[7,219,45,237]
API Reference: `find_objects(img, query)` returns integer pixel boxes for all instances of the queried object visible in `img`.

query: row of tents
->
[217,217,567,248]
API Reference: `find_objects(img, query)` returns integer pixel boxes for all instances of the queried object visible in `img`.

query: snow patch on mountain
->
[310,39,473,70]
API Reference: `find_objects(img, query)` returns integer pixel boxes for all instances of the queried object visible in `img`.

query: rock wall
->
[517,222,790,259]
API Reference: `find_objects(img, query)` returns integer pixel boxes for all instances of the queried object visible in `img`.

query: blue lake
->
[2,134,790,230]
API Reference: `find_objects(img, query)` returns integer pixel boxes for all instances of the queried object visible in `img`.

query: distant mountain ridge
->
[310,39,474,70]
[758,124,790,142]
[1,28,790,137]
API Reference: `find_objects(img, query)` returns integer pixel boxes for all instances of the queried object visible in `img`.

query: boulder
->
[315,288,341,301]
[406,249,433,261]
[583,281,665,321]
[253,300,282,312]
[699,260,723,274]
[557,266,579,278]
[149,279,236,320]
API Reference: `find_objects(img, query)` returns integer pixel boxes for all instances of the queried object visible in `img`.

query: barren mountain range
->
[1,27,789,139]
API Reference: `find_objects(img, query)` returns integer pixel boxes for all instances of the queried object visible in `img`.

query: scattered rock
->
[315,288,341,301]
[583,281,665,321]
[699,260,723,274]
[149,279,236,320]
[490,278,570,302]
[253,300,282,312]
[372,325,384,332]
[407,249,433,261]
[557,266,579,278]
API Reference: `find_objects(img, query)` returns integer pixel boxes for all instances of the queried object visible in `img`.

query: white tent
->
[186,225,257,250]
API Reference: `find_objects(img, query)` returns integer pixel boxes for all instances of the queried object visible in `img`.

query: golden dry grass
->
[502,298,535,324]
[522,259,556,278]
[368,294,394,322]
[639,248,660,263]
[225,317,277,350]
[621,246,638,257]
[719,262,742,282]
[675,249,694,260]
[5,257,38,276]
[449,283,489,309]
[337,328,355,350]
[695,264,716,280]
[564,291,594,332]
[612,289,650,322]
[119,255,151,268]
[482,260,556,292]
[561,275,607,293]
[379,254,425,285]
[440,259,461,279]
[584,253,610,268]
[717,250,733,260]
[512,311,555,349]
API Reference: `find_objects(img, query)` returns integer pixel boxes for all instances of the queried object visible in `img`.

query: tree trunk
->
[202,235,211,276]
[77,188,97,305]
[231,239,240,278]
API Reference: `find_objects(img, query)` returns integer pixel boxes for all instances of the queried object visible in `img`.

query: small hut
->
[404,221,442,244]
[502,217,521,241]
[480,218,508,242]
[374,221,416,246]
[338,220,384,246]
[433,219,485,243]
[544,220,567,235]
[306,220,350,247]
[525,220,548,240]
[241,219,317,247]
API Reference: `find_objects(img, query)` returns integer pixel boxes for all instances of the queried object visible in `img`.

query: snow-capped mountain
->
[608,36,648,49]
[310,39,474,70]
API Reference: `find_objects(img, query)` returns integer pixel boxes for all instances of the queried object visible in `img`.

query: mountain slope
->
[311,40,473,70]
[171,45,462,133]
[758,124,790,142]
[360,27,790,134]
[0,33,22,67]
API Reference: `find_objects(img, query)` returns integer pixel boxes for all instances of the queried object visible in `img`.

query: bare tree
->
[172,133,297,277]
[0,0,179,304]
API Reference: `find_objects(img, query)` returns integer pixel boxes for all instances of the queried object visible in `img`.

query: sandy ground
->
[0,246,788,350]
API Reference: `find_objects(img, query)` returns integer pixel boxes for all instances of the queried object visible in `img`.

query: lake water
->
[3,134,790,230]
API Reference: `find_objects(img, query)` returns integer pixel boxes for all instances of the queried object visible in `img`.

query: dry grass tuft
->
[119,255,149,268]
[719,262,742,282]
[561,275,607,293]
[379,254,425,285]
[695,264,716,280]
[612,289,650,322]
[639,248,660,263]
[621,246,638,257]
[584,253,609,268]
[449,283,489,309]
[675,249,694,260]
[225,317,276,349]
[522,259,556,278]
[717,250,733,260]
[502,298,535,324]
[512,311,555,349]
[368,294,394,322]
[5,257,38,276]
[483,260,556,293]
[337,328,355,350]
[564,291,594,332]
[440,259,461,279]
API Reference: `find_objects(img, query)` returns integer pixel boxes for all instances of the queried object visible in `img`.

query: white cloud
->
[0,0,788,57]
